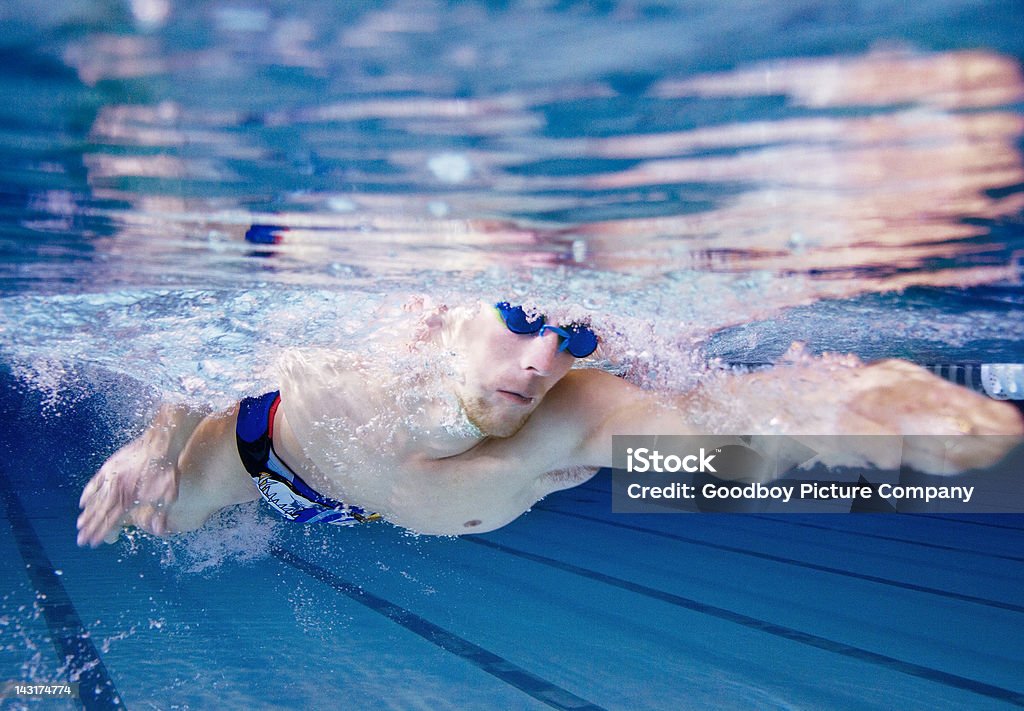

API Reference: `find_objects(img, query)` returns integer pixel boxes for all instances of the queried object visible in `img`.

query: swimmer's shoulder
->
[549,368,643,402]
[535,368,649,429]
[511,369,650,470]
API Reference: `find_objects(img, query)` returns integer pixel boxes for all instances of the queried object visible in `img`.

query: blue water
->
[3,372,1024,709]
[2,0,1024,708]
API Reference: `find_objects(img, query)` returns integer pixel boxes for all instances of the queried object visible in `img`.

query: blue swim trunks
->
[235,391,380,525]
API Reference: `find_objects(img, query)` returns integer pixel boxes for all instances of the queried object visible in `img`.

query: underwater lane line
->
[534,506,1024,613]
[914,514,1024,531]
[269,545,606,711]
[569,480,1024,562]
[0,475,124,710]
[464,536,1024,707]
[745,515,1024,562]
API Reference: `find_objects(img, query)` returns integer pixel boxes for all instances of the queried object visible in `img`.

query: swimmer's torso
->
[271,348,597,535]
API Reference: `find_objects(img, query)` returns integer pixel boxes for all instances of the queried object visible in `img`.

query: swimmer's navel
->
[463,519,482,528]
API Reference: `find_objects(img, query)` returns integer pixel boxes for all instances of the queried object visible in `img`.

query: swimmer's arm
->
[569,362,1024,473]
[77,404,258,547]
[556,370,703,468]
[156,403,211,458]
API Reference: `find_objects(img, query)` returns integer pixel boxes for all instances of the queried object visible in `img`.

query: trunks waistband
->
[235,391,380,526]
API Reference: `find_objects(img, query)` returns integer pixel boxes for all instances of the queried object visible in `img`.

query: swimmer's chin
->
[458,396,530,439]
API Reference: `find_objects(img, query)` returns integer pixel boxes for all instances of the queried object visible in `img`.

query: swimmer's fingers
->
[89,510,126,548]
[142,506,170,537]
[77,494,159,547]
[77,467,136,547]
[79,464,112,508]
[973,399,1024,435]
[132,477,177,536]
[79,444,138,512]
[77,505,161,547]
[77,479,113,546]
[912,434,1023,475]
[77,499,127,548]
[124,503,169,538]
[78,475,97,509]
[152,510,168,537]
[78,465,177,547]
[78,429,180,547]
[853,362,1024,434]
[77,483,125,546]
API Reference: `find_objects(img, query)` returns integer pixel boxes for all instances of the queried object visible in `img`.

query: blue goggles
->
[494,302,599,358]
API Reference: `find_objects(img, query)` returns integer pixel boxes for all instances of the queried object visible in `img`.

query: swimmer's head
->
[444,301,596,437]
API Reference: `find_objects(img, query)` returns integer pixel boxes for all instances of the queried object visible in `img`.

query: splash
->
[172,505,280,574]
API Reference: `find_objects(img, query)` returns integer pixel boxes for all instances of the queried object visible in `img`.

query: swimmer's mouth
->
[497,389,534,405]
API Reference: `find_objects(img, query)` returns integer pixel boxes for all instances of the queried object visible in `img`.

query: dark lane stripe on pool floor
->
[465,536,1024,707]
[744,515,1024,563]
[569,481,1024,562]
[916,514,1024,531]
[270,545,606,711]
[535,506,1024,613]
[0,474,124,711]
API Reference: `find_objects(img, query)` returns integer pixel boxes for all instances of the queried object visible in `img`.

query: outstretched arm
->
[571,359,1024,474]
[76,404,258,547]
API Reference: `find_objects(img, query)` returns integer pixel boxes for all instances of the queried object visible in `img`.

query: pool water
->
[3,373,1024,709]
[1,0,1023,708]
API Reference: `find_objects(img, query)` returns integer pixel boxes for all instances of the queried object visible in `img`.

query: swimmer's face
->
[453,303,575,437]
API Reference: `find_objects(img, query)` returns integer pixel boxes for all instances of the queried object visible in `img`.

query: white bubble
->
[427,153,472,183]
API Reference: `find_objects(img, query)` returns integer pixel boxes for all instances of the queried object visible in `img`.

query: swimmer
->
[76,299,1024,546]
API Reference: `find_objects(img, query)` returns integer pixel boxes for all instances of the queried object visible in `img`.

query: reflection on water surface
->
[0,1,1022,398]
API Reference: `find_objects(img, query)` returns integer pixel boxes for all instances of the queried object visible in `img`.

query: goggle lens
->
[495,302,598,358]
[563,325,598,358]
[497,302,544,334]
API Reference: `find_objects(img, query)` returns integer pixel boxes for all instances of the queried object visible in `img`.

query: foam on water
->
[162,505,281,574]
[1,259,1020,444]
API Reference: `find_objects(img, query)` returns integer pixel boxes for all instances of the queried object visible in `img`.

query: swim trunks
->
[235,391,381,525]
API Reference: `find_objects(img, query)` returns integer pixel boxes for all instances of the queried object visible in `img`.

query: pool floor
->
[2,466,1022,710]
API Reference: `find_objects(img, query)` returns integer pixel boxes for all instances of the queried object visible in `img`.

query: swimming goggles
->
[494,302,598,358]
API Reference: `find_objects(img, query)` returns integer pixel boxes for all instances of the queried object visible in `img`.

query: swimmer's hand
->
[77,434,179,547]
[842,359,1024,474]
[76,407,198,547]
[739,357,1024,474]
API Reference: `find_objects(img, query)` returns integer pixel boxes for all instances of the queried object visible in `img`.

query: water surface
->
[2,0,1023,409]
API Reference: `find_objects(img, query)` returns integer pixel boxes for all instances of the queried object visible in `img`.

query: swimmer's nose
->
[521,330,561,375]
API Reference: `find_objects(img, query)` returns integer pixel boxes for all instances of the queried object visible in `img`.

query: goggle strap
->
[539,324,572,352]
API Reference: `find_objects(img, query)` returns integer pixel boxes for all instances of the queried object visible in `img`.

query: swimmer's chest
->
[335,450,550,535]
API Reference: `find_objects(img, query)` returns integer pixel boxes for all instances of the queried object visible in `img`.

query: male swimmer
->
[76,300,1024,546]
